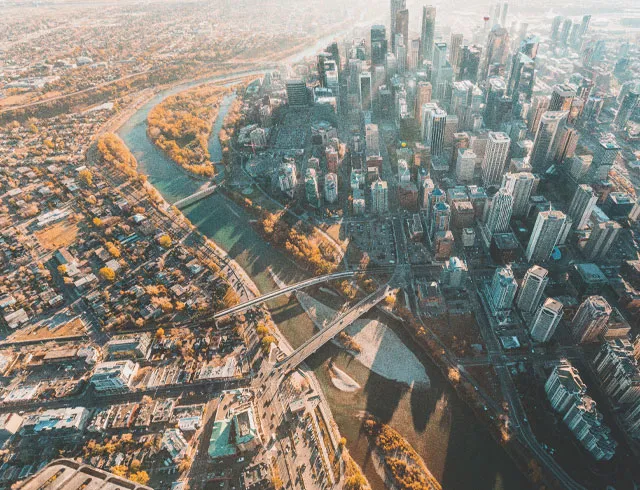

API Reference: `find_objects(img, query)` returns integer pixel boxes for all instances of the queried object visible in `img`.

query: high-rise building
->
[459,45,482,82]
[440,256,469,289]
[544,360,617,461]
[395,9,409,56]
[408,39,421,71]
[517,265,549,313]
[481,25,510,80]
[550,83,577,111]
[484,187,513,239]
[371,25,388,65]
[500,1,508,26]
[432,42,453,100]
[526,210,566,262]
[530,298,563,342]
[583,221,622,261]
[502,172,535,217]
[560,18,572,46]
[481,132,511,185]
[527,95,550,132]
[371,179,389,214]
[420,6,437,61]
[305,168,320,207]
[429,201,451,239]
[490,265,518,311]
[484,77,507,130]
[614,89,639,129]
[359,72,372,111]
[449,33,464,75]
[568,184,597,230]
[423,105,447,156]
[365,123,380,155]
[286,79,308,106]
[530,111,567,173]
[415,82,432,123]
[278,161,297,198]
[550,16,564,44]
[390,0,407,53]
[324,173,338,204]
[572,296,612,343]
[593,338,640,405]
[551,123,579,164]
[456,148,477,183]
[588,139,619,182]
[507,52,535,109]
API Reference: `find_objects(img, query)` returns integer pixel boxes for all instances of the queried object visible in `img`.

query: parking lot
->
[344,218,397,265]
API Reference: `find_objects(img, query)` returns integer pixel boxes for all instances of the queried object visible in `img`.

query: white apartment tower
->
[517,265,549,313]
[481,131,511,185]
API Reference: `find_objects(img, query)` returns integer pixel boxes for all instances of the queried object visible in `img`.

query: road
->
[468,270,586,490]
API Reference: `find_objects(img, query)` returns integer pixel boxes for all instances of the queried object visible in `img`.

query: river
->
[117,73,529,490]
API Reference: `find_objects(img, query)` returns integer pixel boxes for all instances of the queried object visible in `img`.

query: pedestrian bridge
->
[173,184,217,210]
[213,270,357,319]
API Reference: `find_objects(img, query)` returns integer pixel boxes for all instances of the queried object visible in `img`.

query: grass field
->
[35,219,79,250]
[8,317,86,343]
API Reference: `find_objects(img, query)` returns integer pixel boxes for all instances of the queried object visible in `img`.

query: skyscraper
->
[390,0,407,53]
[588,139,620,182]
[530,298,563,342]
[583,221,622,261]
[530,111,567,173]
[414,82,432,123]
[420,6,437,61]
[429,201,451,240]
[560,18,572,46]
[432,42,453,100]
[481,131,511,185]
[484,77,507,130]
[517,265,549,313]
[480,25,510,80]
[572,296,612,343]
[459,45,482,82]
[500,1,508,26]
[550,83,577,111]
[423,106,447,157]
[408,39,421,70]
[614,89,639,129]
[371,179,389,214]
[484,187,513,239]
[449,33,464,75]
[507,51,535,109]
[527,95,550,132]
[359,72,372,111]
[503,172,535,217]
[395,9,410,59]
[456,148,477,183]
[526,210,566,262]
[551,124,579,163]
[371,25,388,65]
[490,265,518,311]
[568,184,597,230]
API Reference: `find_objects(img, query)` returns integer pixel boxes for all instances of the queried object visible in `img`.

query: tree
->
[57,264,67,275]
[129,471,150,485]
[99,267,116,281]
[92,217,103,227]
[110,465,127,476]
[155,328,165,339]
[261,335,276,352]
[344,474,367,490]
[78,169,93,186]
[338,437,347,448]
[129,459,142,473]
[158,235,172,248]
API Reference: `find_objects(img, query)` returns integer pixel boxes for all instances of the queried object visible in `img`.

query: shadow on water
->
[118,89,529,490]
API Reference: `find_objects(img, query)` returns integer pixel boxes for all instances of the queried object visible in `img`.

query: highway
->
[212,271,357,318]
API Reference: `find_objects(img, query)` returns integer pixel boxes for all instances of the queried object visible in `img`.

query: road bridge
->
[275,284,390,373]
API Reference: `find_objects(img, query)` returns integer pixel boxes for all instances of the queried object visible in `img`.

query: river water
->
[117,74,528,490]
